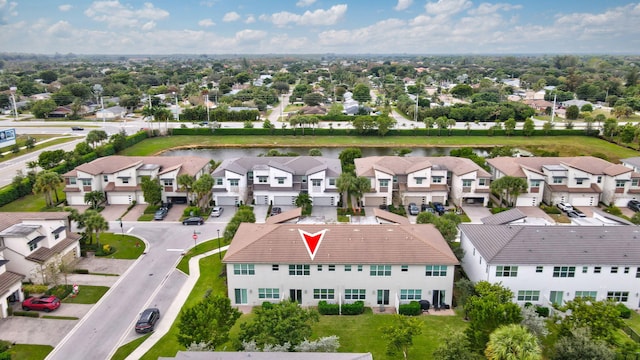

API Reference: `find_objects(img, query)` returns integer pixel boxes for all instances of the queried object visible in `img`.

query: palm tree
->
[295,192,312,214]
[154,107,173,134]
[192,174,214,209]
[485,324,541,360]
[336,172,356,208]
[177,174,195,205]
[141,105,156,132]
[33,171,63,207]
[352,176,372,208]
[84,190,105,210]
[83,210,109,246]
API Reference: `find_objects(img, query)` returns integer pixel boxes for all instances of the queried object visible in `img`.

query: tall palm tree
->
[352,176,372,208]
[192,174,214,209]
[336,173,356,208]
[84,190,105,210]
[33,171,63,207]
[83,210,109,246]
[154,107,173,134]
[294,192,312,214]
[485,324,541,360]
[177,174,195,205]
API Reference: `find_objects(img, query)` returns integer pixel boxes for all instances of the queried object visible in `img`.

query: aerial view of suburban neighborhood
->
[1,0,640,359]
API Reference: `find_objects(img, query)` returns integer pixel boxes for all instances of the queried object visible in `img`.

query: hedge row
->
[171,127,590,137]
[317,300,365,315]
[399,301,422,316]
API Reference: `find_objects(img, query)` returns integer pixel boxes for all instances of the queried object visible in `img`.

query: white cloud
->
[84,1,169,29]
[141,21,156,31]
[0,0,18,24]
[296,0,316,7]
[266,4,347,27]
[468,3,521,16]
[235,29,266,42]
[425,0,471,16]
[58,4,73,12]
[222,11,240,22]
[394,0,412,11]
[198,18,215,27]
[245,15,255,24]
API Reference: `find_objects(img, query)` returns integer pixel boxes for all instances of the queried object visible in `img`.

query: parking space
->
[121,204,145,221]
[309,206,338,223]
[461,205,492,223]
[100,204,129,221]
[165,204,187,222]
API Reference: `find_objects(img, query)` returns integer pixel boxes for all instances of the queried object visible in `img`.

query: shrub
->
[342,301,365,315]
[22,284,48,296]
[535,305,549,317]
[399,301,422,316]
[540,204,561,214]
[490,207,509,214]
[13,311,39,318]
[96,244,116,256]
[318,300,340,315]
[73,269,89,274]
[617,303,632,319]
[0,340,11,353]
[183,206,201,217]
[604,205,622,216]
[46,284,73,299]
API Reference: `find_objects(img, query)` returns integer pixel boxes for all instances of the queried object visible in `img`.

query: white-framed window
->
[400,289,422,300]
[416,178,423,185]
[611,266,618,274]
[597,176,602,183]
[536,266,543,273]
[272,264,279,271]
[553,266,575,278]
[478,178,487,186]
[582,266,588,273]
[229,179,239,186]
[258,288,279,299]
[616,180,625,188]
[277,178,285,184]
[234,288,248,304]
[607,291,629,302]
[328,265,335,271]
[575,179,583,185]
[517,290,540,301]
[496,265,518,277]
[425,265,447,276]
[530,180,541,187]
[216,178,223,185]
[257,176,268,183]
[633,179,640,187]
[462,179,472,187]
[29,242,38,251]
[328,178,336,186]
[344,265,351,271]
[163,179,173,186]
[69,178,77,185]
[311,179,322,187]
[575,291,597,299]
[432,177,443,183]
[233,264,255,275]
[553,177,563,184]
[289,264,310,276]
[625,267,630,274]
[370,265,391,276]
[313,288,335,299]
[103,175,108,182]
[345,289,366,300]
[594,266,601,273]
[379,179,389,187]
[122,178,129,184]
[81,179,91,186]
[401,265,408,272]
[317,265,323,271]
[357,265,363,272]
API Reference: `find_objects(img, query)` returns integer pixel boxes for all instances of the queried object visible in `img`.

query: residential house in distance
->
[224,223,458,311]
[95,105,127,120]
[0,212,81,316]
[211,156,341,207]
[63,156,211,205]
[487,156,639,207]
[459,224,640,309]
[355,156,491,208]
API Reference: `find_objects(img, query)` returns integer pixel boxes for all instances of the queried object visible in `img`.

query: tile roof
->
[0,271,24,296]
[487,156,630,178]
[212,157,341,177]
[481,208,526,225]
[25,234,80,264]
[64,156,209,177]
[265,208,302,224]
[355,156,490,177]
[0,212,69,233]
[621,157,640,170]
[224,223,458,265]
[460,224,640,265]
[372,208,410,224]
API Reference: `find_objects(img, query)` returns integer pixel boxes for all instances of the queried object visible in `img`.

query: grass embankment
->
[62,285,109,304]
[0,136,78,163]
[7,344,53,360]
[110,333,151,360]
[119,135,640,162]
[0,187,65,212]
[94,233,146,259]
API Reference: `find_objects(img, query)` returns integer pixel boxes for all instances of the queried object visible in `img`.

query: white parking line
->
[126,227,134,233]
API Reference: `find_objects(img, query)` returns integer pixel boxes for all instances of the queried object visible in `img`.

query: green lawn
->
[62,285,109,304]
[95,233,146,259]
[176,238,224,275]
[119,135,640,163]
[7,344,53,360]
[0,187,65,212]
[111,333,152,360]
[0,136,78,163]
[624,310,640,334]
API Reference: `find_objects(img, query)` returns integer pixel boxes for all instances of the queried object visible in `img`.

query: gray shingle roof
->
[355,156,490,177]
[212,156,341,178]
[460,224,640,265]
[481,208,526,225]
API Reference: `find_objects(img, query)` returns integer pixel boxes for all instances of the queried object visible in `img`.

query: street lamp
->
[93,84,105,125]
[217,229,221,260]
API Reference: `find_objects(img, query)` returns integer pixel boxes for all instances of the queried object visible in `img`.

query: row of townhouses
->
[62,155,640,209]
[0,212,80,318]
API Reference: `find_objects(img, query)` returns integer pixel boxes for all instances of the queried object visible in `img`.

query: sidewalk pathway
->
[124,245,230,360]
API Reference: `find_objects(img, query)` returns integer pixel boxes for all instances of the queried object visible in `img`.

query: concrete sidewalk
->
[124,245,230,360]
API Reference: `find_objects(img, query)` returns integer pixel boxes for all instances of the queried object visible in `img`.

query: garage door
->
[274,196,296,206]
[67,194,85,206]
[217,196,238,206]
[431,196,446,203]
[364,196,386,206]
[313,197,334,206]
[108,194,132,205]
[405,196,425,205]
[570,196,595,207]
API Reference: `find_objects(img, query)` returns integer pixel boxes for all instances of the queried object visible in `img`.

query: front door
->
[290,289,302,304]
[377,289,389,305]
[550,290,563,306]
[432,290,445,308]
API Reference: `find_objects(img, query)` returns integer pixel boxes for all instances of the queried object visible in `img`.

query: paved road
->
[46,221,226,360]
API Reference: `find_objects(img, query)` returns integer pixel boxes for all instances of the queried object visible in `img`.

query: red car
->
[22,295,61,312]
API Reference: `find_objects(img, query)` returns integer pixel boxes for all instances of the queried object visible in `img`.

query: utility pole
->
[9,87,17,121]
[551,92,557,123]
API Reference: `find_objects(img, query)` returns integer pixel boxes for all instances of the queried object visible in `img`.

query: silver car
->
[210,206,224,217]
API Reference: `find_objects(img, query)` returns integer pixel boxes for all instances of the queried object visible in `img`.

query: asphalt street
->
[45,221,226,360]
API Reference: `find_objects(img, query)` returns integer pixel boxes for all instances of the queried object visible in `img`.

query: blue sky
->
[1,0,639,55]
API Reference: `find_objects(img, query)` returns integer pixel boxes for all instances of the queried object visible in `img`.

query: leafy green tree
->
[424,116,435,135]
[141,176,162,205]
[551,328,615,360]
[432,330,480,360]
[303,92,324,106]
[435,116,449,136]
[192,174,214,209]
[338,148,362,172]
[239,300,319,350]
[177,295,241,350]
[30,99,57,118]
[504,118,516,136]
[382,315,423,360]
[522,118,535,136]
[83,210,109,246]
[109,131,128,152]
[485,324,541,360]
[416,211,438,224]
[294,192,312,214]
[451,84,473,98]
[565,105,580,120]
[351,115,376,134]
[352,176,372,208]
[33,171,63,207]
[465,281,522,353]
[177,174,195,205]
[308,148,322,156]
[490,176,527,207]
[352,83,371,103]
[557,298,623,341]
[24,136,36,149]
[222,205,256,243]
[86,130,108,148]
[376,113,396,136]
[84,191,105,210]
[602,118,618,139]
[38,149,66,170]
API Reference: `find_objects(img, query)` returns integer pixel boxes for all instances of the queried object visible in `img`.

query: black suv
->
[135,308,160,333]
[629,200,640,212]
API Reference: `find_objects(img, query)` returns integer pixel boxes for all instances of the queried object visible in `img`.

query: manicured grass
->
[0,187,65,212]
[96,233,146,259]
[176,239,224,275]
[62,285,109,304]
[624,310,640,334]
[42,315,79,320]
[119,135,640,163]
[111,333,152,360]
[0,137,78,163]
[137,214,154,221]
[7,344,53,360]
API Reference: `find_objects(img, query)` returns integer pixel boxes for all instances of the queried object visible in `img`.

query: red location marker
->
[298,229,327,260]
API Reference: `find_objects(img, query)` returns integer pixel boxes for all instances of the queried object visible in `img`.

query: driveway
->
[461,205,492,223]
[100,204,129,221]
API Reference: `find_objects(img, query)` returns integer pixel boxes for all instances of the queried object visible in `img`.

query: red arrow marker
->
[298,229,327,260]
